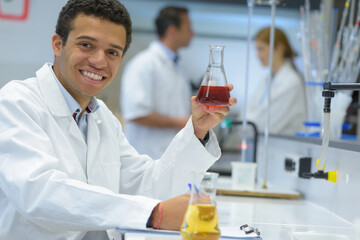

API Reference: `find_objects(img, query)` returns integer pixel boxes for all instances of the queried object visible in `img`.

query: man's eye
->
[79,42,91,48]
[108,50,119,56]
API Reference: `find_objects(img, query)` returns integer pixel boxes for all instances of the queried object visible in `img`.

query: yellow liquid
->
[180,204,220,240]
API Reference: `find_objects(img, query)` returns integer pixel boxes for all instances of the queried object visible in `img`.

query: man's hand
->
[191,84,237,139]
[151,194,190,230]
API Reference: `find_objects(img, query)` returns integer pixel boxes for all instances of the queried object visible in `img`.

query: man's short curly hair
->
[56,0,132,55]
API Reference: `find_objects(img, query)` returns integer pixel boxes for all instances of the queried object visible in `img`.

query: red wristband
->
[157,202,163,230]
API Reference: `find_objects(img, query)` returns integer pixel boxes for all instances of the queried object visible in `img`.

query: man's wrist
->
[146,203,159,228]
[198,131,209,146]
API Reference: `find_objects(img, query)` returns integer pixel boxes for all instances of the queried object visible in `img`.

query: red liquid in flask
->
[197,86,230,106]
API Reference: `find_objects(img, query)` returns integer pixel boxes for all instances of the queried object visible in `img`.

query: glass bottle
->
[180,172,220,240]
[197,45,230,106]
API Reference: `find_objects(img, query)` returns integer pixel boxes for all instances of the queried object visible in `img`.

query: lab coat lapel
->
[68,120,87,149]
[58,117,88,175]
[86,114,102,178]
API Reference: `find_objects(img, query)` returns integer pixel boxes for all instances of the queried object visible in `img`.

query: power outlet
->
[284,155,311,178]
[285,154,299,177]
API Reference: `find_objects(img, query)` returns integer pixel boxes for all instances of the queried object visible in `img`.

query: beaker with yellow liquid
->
[180,172,220,240]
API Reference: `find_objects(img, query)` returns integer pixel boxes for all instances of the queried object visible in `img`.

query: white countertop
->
[216,195,354,239]
[124,195,356,240]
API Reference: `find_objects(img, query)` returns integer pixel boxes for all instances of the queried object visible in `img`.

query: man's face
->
[52,14,126,106]
[176,13,194,47]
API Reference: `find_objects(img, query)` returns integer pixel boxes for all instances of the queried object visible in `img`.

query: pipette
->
[337,1,360,82]
[239,0,255,163]
[262,0,277,189]
[338,17,359,83]
[328,0,351,83]
[300,7,312,83]
[316,8,328,82]
[349,0,356,30]
[340,1,360,83]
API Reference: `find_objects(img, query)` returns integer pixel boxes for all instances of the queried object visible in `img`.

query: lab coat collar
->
[36,63,101,123]
[150,41,176,66]
[157,41,179,64]
[276,60,293,78]
[37,63,71,117]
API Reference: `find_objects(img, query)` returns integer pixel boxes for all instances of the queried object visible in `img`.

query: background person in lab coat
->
[247,27,306,135]
[121,6,194,159]
[0,0,236,239]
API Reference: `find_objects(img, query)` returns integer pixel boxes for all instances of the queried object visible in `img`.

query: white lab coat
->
[121,41,192,159]
[247,61,307,135]
[0,63,220,240]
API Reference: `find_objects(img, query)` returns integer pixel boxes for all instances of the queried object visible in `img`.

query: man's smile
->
[80,70,105,81]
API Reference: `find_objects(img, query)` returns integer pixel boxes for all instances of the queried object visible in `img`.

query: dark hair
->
[56,0,132,55]
[155,6,188,38]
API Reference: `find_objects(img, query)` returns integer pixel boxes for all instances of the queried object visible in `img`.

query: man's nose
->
[89,50,107,69]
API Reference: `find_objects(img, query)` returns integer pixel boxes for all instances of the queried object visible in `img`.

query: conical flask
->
[197,45,230,106]
[180,172,220,240]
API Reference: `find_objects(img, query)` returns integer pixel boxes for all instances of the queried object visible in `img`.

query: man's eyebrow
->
[76,35,97,42]
[76,35,124,51]
[110,43,124,51]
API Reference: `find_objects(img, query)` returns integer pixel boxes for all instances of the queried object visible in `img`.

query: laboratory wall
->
[0,0,67,85]
[0,0,302,118]
[256,135,360,225]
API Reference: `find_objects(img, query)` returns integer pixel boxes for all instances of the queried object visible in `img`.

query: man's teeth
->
[82,71,103,81]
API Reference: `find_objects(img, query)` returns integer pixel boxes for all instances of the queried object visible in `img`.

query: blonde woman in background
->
[247,27,307,135]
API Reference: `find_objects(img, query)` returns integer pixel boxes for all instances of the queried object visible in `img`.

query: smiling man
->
[0,0,236,239]
[52,14,127,111]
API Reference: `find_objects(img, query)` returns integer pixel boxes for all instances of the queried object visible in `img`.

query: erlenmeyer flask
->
[197,45,230,106]
[180,172,220,240]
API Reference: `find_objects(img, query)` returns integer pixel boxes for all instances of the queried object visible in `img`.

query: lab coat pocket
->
[101,162,121,194]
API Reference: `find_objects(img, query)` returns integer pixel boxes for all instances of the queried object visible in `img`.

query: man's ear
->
[167,25,178,39]
[52,34,63,56]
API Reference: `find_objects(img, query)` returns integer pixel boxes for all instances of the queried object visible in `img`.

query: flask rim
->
[209,44,225,49]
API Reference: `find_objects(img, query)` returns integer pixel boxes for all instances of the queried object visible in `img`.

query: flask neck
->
[209,46,224,67]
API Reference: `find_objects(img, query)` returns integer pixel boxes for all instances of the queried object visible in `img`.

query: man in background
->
[121,6,194,159]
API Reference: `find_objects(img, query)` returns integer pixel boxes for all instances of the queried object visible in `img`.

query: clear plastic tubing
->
[318,112,330,171]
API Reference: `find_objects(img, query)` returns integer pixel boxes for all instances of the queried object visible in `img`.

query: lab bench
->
[122,134,360,239]
[216,195,354,239]
[121,194,355,240]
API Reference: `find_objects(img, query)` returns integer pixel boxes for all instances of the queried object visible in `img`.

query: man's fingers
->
[229,97,237,106]
[225,83,234,92]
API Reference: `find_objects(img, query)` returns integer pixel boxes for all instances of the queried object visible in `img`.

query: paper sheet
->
[117,226,260,239]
